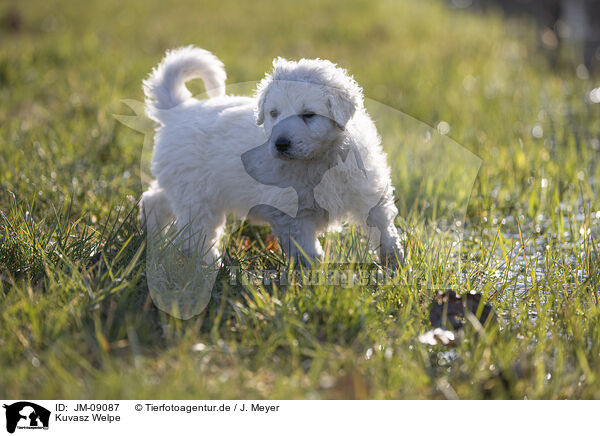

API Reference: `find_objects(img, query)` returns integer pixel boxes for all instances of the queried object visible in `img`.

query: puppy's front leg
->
[367,202,404,269]
[284,219,324,268]
[248,205,322,268]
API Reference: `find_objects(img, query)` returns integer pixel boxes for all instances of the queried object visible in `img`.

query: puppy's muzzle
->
[275,136,291,152]
[269,116,304,159]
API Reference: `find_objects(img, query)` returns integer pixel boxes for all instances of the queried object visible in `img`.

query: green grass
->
[1,0,600,399]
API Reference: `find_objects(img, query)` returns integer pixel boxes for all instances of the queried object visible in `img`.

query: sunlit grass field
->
[1,0,600,399]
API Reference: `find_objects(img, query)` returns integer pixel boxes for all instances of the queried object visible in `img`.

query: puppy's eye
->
[301,112,315,121]
[270,110,279,119]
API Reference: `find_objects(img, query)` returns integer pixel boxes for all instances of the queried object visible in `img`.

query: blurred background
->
[449,0,600,73]
[1,0,598,222]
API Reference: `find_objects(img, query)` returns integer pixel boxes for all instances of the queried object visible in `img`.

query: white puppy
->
[141,46,402,267]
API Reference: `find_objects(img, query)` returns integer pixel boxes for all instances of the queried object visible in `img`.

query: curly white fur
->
[140,46,402,267]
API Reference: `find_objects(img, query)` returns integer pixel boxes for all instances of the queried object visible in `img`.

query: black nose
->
[275,136,291,152]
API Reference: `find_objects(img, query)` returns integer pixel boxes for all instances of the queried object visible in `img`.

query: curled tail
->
[143,46,226,118]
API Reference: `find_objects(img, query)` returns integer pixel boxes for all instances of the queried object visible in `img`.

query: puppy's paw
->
[380,244,404,270]
[287,249,321,270]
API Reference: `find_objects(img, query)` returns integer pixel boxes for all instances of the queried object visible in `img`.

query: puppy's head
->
[255,57,364,160]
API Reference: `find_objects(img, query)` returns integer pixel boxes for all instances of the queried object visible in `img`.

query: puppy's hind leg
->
[173,208,226,266]
[140,181,175,239]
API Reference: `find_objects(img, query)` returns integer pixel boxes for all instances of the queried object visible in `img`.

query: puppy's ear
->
[326,86,360,130]
[255,87,268,125]
[256,58,290,125]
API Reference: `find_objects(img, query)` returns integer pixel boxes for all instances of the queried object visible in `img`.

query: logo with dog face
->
[2,402,50,433]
